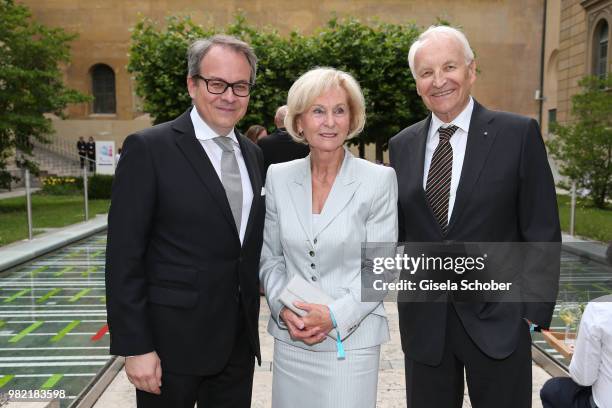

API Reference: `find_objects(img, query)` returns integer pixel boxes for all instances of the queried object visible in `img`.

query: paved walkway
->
[0,187,41,199]
[3,220,608,407]
[0,214,107,271]
[562,233,609,263]
[93,301,552,408]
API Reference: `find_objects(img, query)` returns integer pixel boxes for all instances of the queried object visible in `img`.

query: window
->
[548,108,557,126]
[91,64,116,114]
[593,21,609,79]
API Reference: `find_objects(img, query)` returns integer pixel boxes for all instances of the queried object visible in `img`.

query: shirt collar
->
[190,106,238,145]
[430,96,474,135]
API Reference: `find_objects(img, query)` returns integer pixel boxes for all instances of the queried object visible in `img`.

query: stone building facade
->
[20,0,549,160]
[542,0,610,136]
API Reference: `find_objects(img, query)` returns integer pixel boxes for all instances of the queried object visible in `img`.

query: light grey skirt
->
[271,339,380,408]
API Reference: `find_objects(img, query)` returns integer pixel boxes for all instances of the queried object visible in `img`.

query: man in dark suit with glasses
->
[106,34,265,408]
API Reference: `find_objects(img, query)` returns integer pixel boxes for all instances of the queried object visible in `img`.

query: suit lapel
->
[237,134,263,247]
[413,115,432,207]
[447,100,497,235]
[313,149,361,238]
[172,110,238,236]
[287,157,314,245]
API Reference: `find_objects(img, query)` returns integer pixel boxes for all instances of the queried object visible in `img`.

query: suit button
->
[309,251,315,257]
[310,263,315,269]
[238,257,243,262]
[311,276,317,282]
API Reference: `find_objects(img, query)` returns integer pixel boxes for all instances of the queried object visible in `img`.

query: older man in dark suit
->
[389,26,560,408]
[258,105,309,172]
[105,35,265,408]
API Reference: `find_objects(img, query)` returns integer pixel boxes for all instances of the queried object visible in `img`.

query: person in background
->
[77,136,87,169]
[115,147,122,166]
[258,105,310,172]
[260,67,397,408]
[86,136,96,172]
[540,295,612,408]
[245,124,267,143]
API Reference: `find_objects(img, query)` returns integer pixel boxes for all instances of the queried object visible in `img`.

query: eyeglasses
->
[192,74,253,97]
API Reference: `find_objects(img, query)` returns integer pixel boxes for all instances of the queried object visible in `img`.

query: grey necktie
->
[213,136,243,233]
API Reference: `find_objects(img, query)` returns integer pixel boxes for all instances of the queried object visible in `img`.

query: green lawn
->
[557,194,611,242]
[0,193,609,247]
[0,194,110,246]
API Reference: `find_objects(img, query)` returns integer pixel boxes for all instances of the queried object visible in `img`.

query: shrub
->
[40,176,82,195]
[88,174,114,199]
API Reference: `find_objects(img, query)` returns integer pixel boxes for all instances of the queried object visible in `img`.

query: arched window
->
[593,20,609,78]
[91,64,116,114]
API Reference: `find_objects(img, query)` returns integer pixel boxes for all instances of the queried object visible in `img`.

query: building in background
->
[542,0,610,137]
[18,0,610,163]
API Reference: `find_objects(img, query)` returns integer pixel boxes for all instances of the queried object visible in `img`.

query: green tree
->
[128,14,427,161]
[128,15,214,124]
[129,14,320,128]
[0,0,89,188]
[313,17,425,160]
[548,75,612,209]
[225,15,322,132]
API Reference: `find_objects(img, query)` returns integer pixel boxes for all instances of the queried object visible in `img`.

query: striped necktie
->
[426,125,459,235]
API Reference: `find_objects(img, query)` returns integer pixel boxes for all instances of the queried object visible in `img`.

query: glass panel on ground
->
[0,234,610,405]
[0,233,109,407]
[532,249,612,368]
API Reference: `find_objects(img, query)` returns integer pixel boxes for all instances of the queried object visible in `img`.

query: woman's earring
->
[299,130,304,137]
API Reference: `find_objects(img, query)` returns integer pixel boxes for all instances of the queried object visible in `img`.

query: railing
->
[30,135,85,178]
[32,134,83,164]
[22,164,95,240]
[18,134,98,239]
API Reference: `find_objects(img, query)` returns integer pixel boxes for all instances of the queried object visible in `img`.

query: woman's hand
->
[294,301,334,342]
[280,305,328,345]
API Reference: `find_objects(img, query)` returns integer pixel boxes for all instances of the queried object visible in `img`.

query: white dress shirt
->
[569,295,612,408]
[190,107,253,244]
[422,97,474,223]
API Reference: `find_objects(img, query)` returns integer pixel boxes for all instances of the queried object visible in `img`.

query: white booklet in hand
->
[279,275,337,340]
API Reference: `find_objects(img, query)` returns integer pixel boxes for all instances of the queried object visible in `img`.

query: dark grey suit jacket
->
[389,100,561,365]
[258,128,309,173]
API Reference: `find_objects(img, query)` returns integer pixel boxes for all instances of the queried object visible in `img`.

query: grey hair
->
[407,26,474,74]
[274,105,288,126]
[187,34,258,83]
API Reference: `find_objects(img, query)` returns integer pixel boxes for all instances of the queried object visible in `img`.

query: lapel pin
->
[483,131,488,136]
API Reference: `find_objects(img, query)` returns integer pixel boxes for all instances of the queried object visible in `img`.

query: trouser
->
[136,315,254,408]
[404,303,532,408]
[540,377,596,408]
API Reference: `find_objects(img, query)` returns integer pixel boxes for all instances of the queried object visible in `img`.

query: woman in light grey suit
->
[259,67,398,408]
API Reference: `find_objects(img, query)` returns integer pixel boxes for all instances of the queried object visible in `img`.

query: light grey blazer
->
[260,148,398,351]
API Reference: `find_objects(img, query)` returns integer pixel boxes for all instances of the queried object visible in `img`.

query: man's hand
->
[125,351,162,395]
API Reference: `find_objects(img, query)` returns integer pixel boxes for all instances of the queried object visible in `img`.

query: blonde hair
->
[285,67,366,144]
